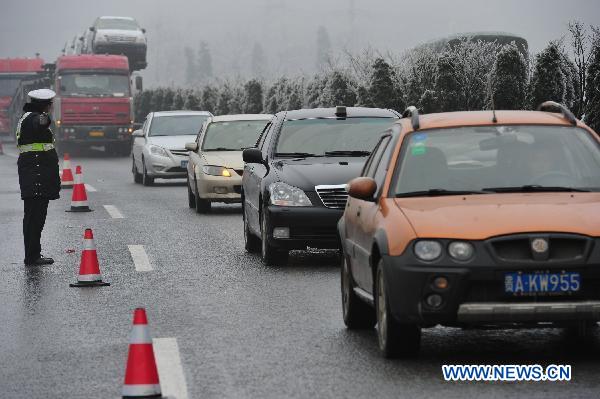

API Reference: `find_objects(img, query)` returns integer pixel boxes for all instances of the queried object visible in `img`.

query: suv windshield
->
[149,115,209,136]
[202,120,269,151]
[275,117,395,157]
[392,125,600,196]
[59,73,130,97]
[97,18,139,31]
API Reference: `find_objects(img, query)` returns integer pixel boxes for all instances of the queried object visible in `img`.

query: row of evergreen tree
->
[135,24,600,133]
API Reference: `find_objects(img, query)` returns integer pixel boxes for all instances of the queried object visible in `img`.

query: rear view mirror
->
[185,142,198,152]
[135,76,143,91]
[479,134,518,150]
[243,148,264,164]
[348,177,377,201]
[132,129,144,137]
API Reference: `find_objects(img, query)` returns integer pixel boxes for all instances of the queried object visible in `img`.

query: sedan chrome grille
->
[315,184,348,209]
[169,149,189,157]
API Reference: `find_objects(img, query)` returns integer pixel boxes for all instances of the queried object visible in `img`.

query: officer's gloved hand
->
[39,112,51,127]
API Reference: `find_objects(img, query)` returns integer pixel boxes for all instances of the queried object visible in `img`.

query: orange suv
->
[338,103,600,358]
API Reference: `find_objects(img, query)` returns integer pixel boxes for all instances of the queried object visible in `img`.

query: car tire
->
[187,178,196,208]
[341,254,376,329]
[260,206,288,265]
[132,157,142,184]
[142,157,154,186]
[194,177,211,213]
[375,259,421,358]
[243,201,260,253]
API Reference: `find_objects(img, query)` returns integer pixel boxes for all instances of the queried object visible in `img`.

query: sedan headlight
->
[149,145,168,157]
[203,165,231,177]
[414,240,442,261]
[268,182,312,207]
[448,241,474,261]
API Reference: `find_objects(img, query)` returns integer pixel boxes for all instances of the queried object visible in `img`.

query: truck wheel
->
[260,207,288,265]
[187,178,196,208]
[375,259,421,358]
[142,158,154,186]
[132,157,142,184]
[342,254,376,329]
[243,201,260,253]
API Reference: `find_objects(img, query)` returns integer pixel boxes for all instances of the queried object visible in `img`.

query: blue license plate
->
[181,160,188,168]
[504,272,580,295]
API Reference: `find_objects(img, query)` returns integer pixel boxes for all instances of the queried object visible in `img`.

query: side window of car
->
[372,137,394,196]
[364,136,390,178]
[256,121,272,150]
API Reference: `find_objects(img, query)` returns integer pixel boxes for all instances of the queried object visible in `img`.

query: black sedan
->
[242,106,399,265]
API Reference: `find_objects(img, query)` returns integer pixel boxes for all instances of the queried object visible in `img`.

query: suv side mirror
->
[89,27,95,32]
[132,129,144,137]
[185,142,198,152]
[348,177,377,201]
[141,28,146,34]
[243,148,264,164]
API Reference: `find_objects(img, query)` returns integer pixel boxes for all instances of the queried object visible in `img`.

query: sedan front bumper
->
[265,205,343,250]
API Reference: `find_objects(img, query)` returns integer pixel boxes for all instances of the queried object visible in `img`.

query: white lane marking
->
[153,338,189,399]
[128,245,152,271]
[85,183,97,192]
[103,204,124,219]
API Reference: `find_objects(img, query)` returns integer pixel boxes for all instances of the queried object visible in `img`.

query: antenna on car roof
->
[537,101,577,126]
[402,106,420,130]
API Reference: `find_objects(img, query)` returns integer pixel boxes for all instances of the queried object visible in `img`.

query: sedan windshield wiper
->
[396,189,491,198]
[483,185,591,193]
[275,152,321,158]
[324,150,371,157]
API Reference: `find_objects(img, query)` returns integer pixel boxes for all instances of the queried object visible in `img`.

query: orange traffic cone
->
[122,308,161,398]
[61,153,74,188]
[69,228,110,287]
[66,165,92,212]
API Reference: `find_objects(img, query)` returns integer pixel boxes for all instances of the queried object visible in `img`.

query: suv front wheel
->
[375,259,421,358]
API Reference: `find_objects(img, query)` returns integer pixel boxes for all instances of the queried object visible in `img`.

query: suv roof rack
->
[402,106,420,130]
[537,101,577,126]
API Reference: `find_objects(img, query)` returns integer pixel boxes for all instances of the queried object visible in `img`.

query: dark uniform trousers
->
[23,198,50,262]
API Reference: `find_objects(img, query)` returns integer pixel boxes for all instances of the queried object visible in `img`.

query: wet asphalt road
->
[1,144,600,399]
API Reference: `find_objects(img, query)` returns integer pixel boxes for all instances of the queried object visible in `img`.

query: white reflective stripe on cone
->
[62,182,74,186]
[129,325,152,344]
[70,201,89,207]
[122,384,161,397]
[77,273,102,282]
[82,239,96,250]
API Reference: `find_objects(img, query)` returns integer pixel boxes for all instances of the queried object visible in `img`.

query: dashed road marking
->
[85,184,97,192]
[128,245,152,271]
[103,204,124,219]
[153,337,189,399]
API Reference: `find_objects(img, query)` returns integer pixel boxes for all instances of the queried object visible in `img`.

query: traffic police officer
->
[17,89,61,266]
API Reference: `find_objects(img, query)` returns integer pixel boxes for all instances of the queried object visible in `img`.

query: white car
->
[87,16,147,70]
[132,111,212,186]
[185,114,272,213]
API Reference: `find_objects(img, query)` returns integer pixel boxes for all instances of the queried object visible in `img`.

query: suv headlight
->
[203,165,231,177]
[268,182,312,207]
[448,241,474,261]
[414,240,442,261]
[149,145,168,157]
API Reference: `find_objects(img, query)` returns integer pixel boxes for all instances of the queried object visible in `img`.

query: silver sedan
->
[132,110,212,186]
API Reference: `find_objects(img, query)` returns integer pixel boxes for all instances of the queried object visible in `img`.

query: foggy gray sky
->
[1,0,598,86]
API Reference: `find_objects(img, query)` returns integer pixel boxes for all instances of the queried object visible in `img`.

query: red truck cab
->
[0,58,44,140]
[54,54,134,155]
